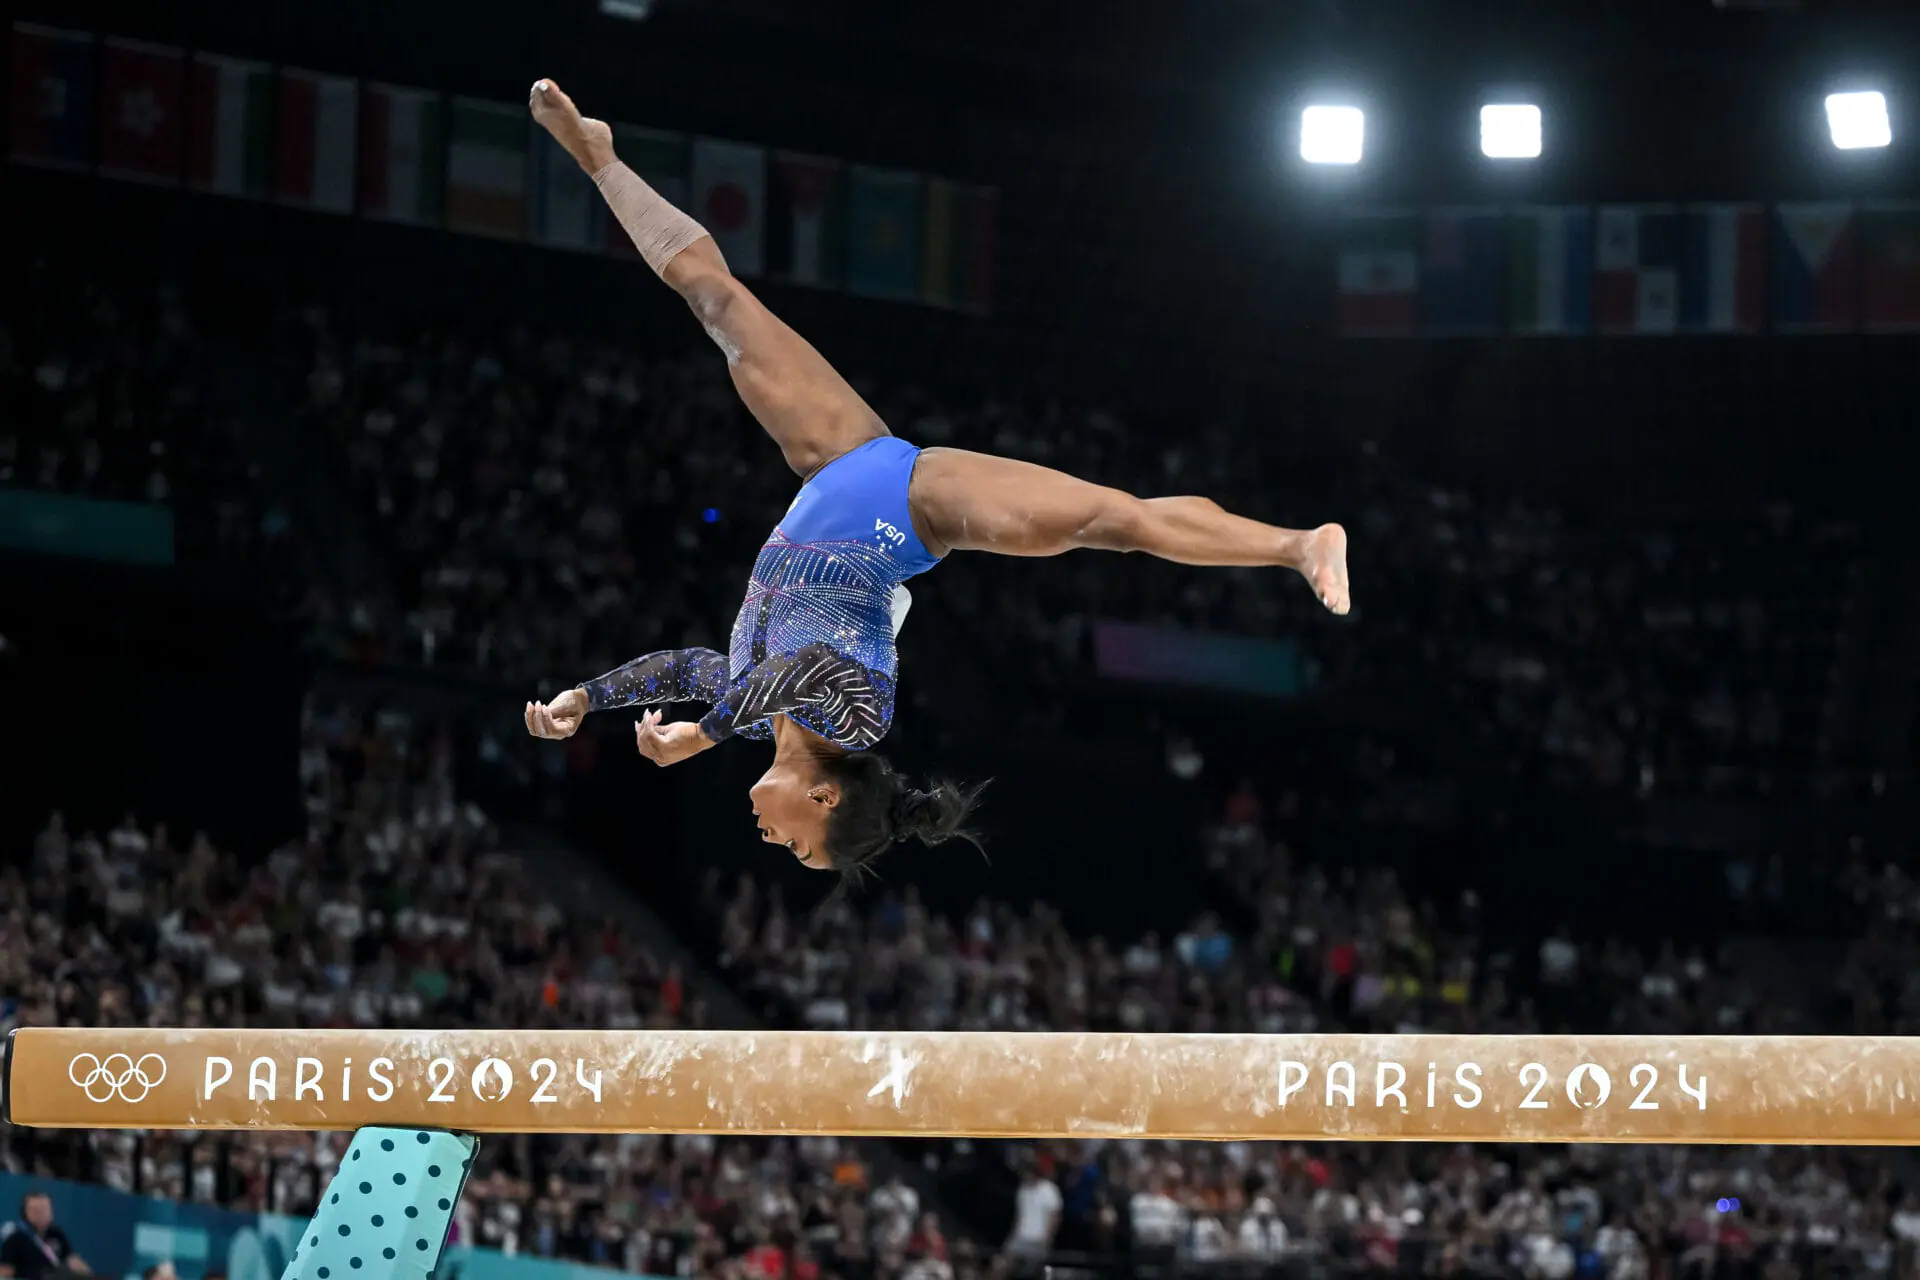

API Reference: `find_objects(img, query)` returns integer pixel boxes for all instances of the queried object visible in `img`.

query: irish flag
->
[359,83,444,225]
[187,54,271,198]
[446,97,525,239]
[275,68,357,213]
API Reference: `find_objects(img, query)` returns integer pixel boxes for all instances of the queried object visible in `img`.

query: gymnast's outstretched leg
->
[531,79,885,479]
[910,449,1351,614]
[530,79,1348,615]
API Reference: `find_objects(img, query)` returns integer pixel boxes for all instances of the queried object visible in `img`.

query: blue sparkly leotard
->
[581,437,941,749]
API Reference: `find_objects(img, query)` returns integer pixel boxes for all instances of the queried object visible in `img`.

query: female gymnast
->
[521,80,1350,878]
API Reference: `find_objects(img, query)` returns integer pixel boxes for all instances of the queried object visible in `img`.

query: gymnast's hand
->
[525,688,589,740]
[634,708,714,767]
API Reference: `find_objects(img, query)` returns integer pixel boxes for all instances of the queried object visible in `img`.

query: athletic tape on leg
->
[285,1128,477,1280]
[593,162,712,277]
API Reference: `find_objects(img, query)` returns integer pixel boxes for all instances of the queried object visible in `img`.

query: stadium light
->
[1300,106,1365,165]
[1825,91,1890,150]
[1481,103,1543,159]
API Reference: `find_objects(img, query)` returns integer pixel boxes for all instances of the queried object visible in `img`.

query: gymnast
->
[521,80,1350,878]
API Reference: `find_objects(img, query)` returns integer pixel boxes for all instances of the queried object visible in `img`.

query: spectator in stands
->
[1126,1173,1186,1263]
[0,1193,90,1280]
[1003,1161,1061,1260]
[1235,1196,1287,1260]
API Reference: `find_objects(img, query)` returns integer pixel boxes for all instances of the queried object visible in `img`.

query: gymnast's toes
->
[1305,522,1350,615]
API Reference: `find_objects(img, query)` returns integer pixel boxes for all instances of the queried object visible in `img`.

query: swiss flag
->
[97,37,183,184]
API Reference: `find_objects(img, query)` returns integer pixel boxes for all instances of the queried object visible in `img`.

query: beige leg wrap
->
[593,161,713,276]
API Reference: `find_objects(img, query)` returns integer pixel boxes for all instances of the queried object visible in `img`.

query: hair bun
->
[891,779,987,847]
[887,787,926,838]
[818,753,988,890]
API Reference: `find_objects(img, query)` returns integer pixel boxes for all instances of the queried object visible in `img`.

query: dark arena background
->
[3,0,1919,1277]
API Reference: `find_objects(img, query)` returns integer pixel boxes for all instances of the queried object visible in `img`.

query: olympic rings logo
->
[68,1053,168,1103]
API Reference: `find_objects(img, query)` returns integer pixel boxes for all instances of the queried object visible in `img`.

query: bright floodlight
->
[1481,103,1542,159]
[1825,91,1891,150]
[1301,106,1365,165]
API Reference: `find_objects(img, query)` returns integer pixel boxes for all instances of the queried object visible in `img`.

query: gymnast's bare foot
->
[529,79,614,173]
[1300,522,1350,615]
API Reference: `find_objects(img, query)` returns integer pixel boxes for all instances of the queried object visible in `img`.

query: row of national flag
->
[1337,203,1920,336]
[8,23,996,313]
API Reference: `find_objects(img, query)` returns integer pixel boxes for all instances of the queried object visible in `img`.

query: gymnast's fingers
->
[524,701,538,736]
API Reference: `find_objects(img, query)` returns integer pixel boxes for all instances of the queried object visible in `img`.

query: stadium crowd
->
[8,733,1919,1278]
[271,294,1864,804]
[0,704,953,1280]
[0,258,307,580]
[1,251,1908,1280]
[0,257,1866,806]
[703,830,1916,1277]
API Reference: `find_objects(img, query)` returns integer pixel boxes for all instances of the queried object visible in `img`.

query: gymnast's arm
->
[696,645,891,750]
[525,648,729,740]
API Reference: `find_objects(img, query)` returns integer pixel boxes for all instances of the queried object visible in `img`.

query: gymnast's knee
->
[680,271,741,328]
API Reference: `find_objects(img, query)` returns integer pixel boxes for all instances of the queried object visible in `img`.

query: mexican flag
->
[359,83,444,225]
[275,68,358,213]
[187,53,272,198]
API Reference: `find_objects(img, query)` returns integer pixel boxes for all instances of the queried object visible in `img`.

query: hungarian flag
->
[1507,206,1592,335]
[445,97,524,239]
[275,68,357,213]
[1858,202,1920,332]
[846,165,922,301]
[1678,204,1766,334]
[1594,205,1681,334]
[98,38,184,184]
[359,83,444,225]
[920,178,995,314]
[1336,211,1418,336]
[529,124,603,251]
[10,24,94,169]
[691,137,766,276]
[606,125,688,259]
[188,54,272,198]
[1772,203,1857,332]
[767,151,845,287]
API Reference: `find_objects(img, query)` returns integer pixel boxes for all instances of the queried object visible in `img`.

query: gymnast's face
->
[750,764,839,869]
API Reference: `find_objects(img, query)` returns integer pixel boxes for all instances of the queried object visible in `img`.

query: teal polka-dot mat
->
[284,1128,478,1280]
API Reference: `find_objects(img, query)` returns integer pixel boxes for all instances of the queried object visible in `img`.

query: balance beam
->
[7,1028,1918,1143]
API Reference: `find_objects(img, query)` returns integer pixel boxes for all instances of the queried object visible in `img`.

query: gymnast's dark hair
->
[819,752,987,888]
